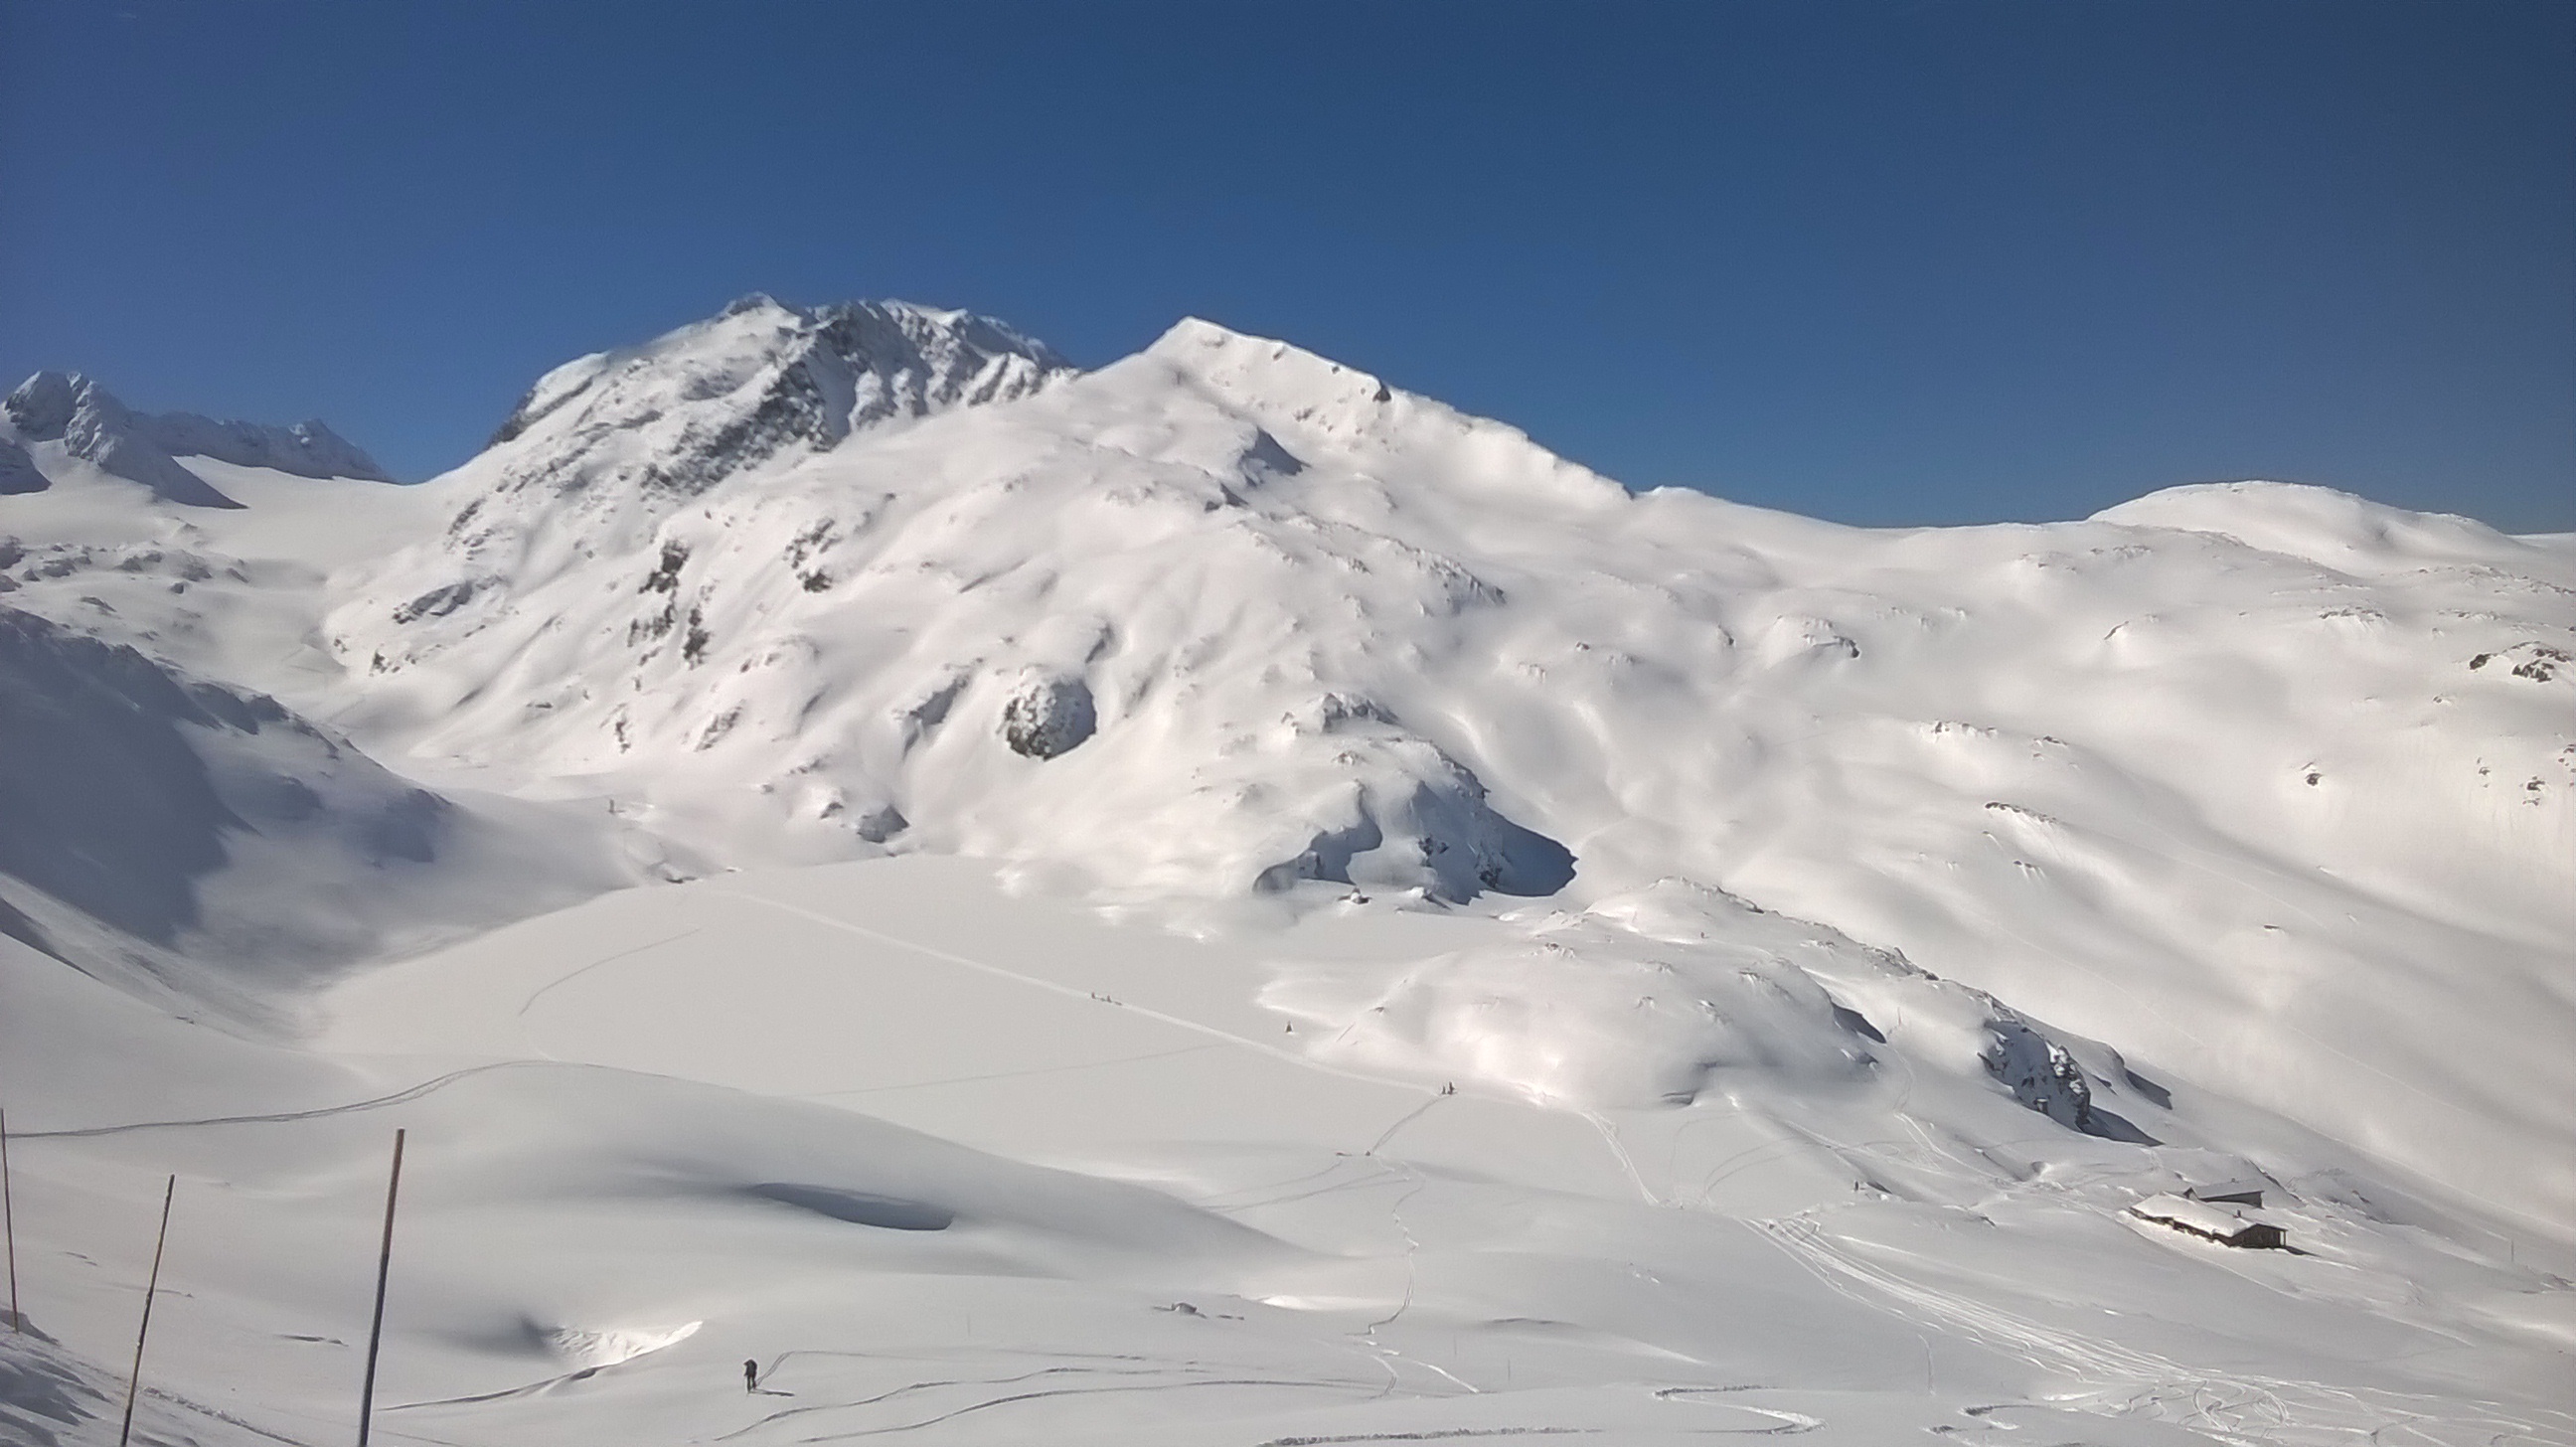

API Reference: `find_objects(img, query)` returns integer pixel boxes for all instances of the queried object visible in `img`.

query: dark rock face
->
[2,371,80,437]
[391,580,479,624]
[1002,674,1097,758]
[1984,1018,2095,1130]
[852,804,908,844]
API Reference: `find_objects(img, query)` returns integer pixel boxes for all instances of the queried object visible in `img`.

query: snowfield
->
[1,300,2570,1446]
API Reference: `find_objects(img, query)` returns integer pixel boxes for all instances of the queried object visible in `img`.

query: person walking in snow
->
[744,1357,758,1392]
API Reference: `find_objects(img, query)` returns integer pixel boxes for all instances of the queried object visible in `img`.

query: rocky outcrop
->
[1001,673,1097,758]
[1984,1016,2095,1130]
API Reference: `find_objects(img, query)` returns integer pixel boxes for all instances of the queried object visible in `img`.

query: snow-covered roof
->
[2133,1194,2267,1238]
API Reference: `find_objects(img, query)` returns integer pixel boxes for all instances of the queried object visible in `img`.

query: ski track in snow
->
[518,926,706,1018]
[710,883,1452,1113]
[1758,1214,2576,1446]
[12,1059,546,1140]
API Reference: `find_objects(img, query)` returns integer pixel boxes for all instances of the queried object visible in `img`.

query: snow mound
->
[2092,480,2534,572]
[1268,875,2146,1132]
[536,1319,701,1370]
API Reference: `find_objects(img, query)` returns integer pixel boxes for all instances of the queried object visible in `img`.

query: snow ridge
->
[3,370,392,508]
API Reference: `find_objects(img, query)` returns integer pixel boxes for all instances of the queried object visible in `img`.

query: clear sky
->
[3,1,2569,531]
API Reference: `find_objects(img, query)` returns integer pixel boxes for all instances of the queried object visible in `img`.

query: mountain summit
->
[479,294,1073,496]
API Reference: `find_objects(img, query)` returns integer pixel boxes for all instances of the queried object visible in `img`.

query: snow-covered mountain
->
[3,370,391,509]
[3,298,2571,1447]
[323,306,2576,1231]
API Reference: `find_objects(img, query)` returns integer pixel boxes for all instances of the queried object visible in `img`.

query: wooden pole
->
[1,1105,19,1332]
[357,1128,404,1447]
[117,1174,176,1447]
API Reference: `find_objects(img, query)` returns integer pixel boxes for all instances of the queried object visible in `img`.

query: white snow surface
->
[1,298,2570,1446]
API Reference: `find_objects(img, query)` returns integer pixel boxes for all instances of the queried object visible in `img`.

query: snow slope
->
[2,301,2570,1445]
[330,309,2576,1235]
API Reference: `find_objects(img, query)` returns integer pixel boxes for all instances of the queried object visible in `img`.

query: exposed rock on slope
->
[1001,672,1097,758]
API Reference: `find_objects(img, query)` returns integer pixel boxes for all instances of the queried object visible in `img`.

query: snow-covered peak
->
[1143,317,1629,514]
[5,370,242,507]
[481,294,1074,464]
[434,296,1077,595]
[2093,479,2555,576]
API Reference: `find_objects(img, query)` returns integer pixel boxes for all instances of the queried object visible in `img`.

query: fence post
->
[357,1128,405,1447]
[1,1105,18,1332]
[117,1175,176,1447]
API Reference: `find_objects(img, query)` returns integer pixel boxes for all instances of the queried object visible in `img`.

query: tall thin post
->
[2,1105,20,1332]
[118,1175,176,1447]
[357,1128,404,1447]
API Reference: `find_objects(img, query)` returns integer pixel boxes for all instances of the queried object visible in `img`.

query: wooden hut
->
[2130,1193,2286,1250]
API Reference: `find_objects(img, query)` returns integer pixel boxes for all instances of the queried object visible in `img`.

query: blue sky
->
[3,1,2568,531]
